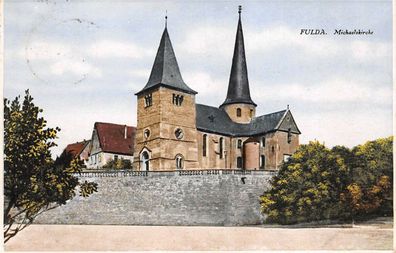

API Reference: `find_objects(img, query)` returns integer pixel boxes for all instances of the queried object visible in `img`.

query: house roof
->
[63,140,89,158]
[94,122,136,155]
[135,27,197,96]
[221,8,256,107]
[196,104,300,137]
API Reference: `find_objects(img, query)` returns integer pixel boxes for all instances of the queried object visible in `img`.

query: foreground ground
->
[5,221,393,251]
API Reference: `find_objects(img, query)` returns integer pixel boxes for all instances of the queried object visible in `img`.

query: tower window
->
[175,154,184,170]
[172,94,184,106]
[260,155,265,169]
[272,146,275,153]
[250,109,253,117]
[287,128,292,144]
[144,94,152,107]
[237,139,242,149]
[219,137,224,159]
[236,108,241,117]
[203,134,207,157]
[175,128,184,140]
[261,137,265,147]
[237,157,243,169]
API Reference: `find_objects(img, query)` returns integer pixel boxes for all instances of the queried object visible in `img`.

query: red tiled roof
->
[64,141,89,158]
[95,122,136,155]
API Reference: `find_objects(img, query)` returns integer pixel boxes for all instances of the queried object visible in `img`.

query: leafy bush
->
[102,158,133,170]
[260,137,393,224]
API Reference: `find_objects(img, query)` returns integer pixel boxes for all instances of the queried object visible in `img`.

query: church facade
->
[133,8,301,171]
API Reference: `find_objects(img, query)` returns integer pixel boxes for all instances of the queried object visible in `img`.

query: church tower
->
[220,6,256,123]
[134,21,199,171]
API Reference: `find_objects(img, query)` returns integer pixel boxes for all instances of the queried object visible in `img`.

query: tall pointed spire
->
[136,23,197,95]
[221,5,256,107]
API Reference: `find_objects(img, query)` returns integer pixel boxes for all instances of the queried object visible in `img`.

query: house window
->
[203,134,207,157]
[172,94,184,106]
[237,157,243,169]
[144,94,152,107]
[236,108,241,117]
[261,137,265,147]
[176,154,184,170]
[284,154,291,162]
[237,139,242,149]
[287,128,292,144]
[260,155,265,169]
[219,137,224,159]
[114,155,118,161]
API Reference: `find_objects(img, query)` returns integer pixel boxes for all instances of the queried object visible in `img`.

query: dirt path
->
[4,224,393,251]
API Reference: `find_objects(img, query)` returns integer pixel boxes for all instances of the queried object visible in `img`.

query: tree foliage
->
[260,137,393,224]
[3,90,97,243]
[342,137,393,217]
[260,141,349,224]
[102,158,133,170]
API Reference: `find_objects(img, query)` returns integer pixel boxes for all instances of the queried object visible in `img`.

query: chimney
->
[124,125,127,139]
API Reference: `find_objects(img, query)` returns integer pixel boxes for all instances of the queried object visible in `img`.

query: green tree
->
[4,90,97,243]
[260,137,393,224]
[260,141,349,224]
[342,137,393,217]
[102,158,133,170]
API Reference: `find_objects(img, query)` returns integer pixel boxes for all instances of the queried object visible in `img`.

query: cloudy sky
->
[5,1,393,157]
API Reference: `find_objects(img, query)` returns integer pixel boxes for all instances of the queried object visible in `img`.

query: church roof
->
[221,7,256,107]
[196,104,300,136]
[135,27,197,96]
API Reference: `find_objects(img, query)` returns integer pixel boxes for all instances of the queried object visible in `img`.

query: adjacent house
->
[87,122,136,169]
[58,140,90,167]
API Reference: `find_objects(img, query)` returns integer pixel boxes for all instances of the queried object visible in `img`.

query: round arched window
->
[144,129,150,139]
[175,128,184,140]
[175,154,184,170]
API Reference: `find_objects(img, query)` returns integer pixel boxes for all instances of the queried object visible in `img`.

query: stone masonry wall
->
[35,170,275,226]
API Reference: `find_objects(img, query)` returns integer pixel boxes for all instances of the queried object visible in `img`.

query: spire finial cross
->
[238,5,242,16]
[165,10,168,28]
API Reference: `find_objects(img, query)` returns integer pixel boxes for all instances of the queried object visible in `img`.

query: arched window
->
[140,151,150,171]
[219,137,224,159]
[261,137,265,147]
[236,108,241,117]
[287,128,292,144]
[260,155,265,169]
[237,157,243,169]
[237,139,242,149]
[175,154,184,170]
[203,134,207,157]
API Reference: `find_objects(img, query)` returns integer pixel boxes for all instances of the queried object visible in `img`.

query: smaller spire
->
[287,104,289,110]
[238,5,242,17]
[165,10,168,28]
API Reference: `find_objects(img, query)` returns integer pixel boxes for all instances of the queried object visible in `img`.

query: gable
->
[276,110,301,134]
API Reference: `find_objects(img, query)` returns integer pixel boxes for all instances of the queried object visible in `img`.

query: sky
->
[4,0,393,157]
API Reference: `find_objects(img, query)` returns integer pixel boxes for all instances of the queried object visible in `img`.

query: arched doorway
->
[140,151,150,171]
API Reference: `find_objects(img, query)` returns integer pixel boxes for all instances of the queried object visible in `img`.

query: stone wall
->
[35,170,275,226]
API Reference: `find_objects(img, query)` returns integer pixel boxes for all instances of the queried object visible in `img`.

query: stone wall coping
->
[74,169,277,178]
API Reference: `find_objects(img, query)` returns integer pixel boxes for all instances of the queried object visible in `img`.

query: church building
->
[133,6,301,171]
